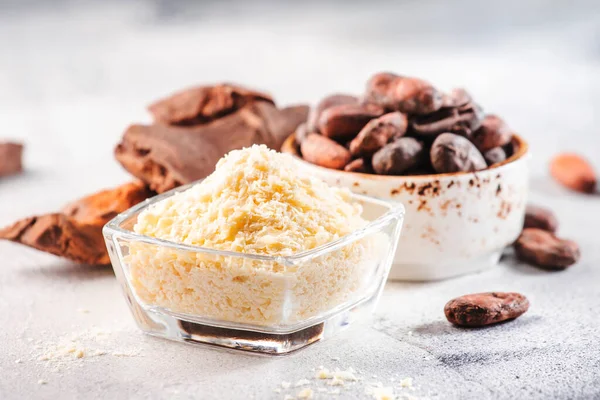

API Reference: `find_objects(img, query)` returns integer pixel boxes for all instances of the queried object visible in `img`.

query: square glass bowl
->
[103,183,405,355]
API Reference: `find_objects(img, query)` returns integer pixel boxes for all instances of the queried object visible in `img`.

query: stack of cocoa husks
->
[0,84,308,265]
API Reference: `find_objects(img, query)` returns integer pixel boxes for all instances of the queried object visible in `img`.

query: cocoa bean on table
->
[514,228,580,270]
[0,142,24,178]
[444,292,530,327]
[549,153,597,194]
[524,205,559,233]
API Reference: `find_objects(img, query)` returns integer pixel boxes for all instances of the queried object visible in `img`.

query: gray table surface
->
[1,1,599,399]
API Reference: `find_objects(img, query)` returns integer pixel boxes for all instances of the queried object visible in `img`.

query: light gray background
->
[1,1,599,399]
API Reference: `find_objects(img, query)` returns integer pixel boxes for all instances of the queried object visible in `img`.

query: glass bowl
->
[103,182,405,355]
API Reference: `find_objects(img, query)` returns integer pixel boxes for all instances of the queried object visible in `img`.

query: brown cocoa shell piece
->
[0,181,153,265]
[307,94,359,133]
[524,205,558,233]
[301,134,351,170]
[444,292,530,327]
[471,115,512,152]
[349,112,408,157]
[514,228,580,270]
[317,103,384,141]
[116,103,308,193]
[372,137,425,175]
[0,142,24,177]
[364,72,443,115]
[483,147,507,166]
[430,133,487,173]
[148,83,274,126]
[549,153,597,194]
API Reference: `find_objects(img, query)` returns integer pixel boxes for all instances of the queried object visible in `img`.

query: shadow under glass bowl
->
[103,184,405,355]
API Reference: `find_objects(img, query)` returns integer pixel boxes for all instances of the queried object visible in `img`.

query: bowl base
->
[126,292,379,355]
[388,250,502,281]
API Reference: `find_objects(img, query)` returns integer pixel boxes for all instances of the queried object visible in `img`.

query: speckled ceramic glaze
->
[282,135,530,281]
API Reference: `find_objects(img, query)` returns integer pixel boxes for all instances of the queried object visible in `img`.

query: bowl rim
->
[103,182,405,266]
[281,133,530,181]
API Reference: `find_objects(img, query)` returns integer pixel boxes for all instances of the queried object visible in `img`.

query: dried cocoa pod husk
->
[116,102,308,193]
[148,83,274,126]
[0,181,153,265]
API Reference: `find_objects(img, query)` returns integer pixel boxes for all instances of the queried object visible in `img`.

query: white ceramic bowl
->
[282,134,530,281]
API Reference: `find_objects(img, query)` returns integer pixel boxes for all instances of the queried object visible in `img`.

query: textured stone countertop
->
[1,1,599,399]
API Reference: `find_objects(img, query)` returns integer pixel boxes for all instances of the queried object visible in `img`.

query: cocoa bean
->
[411,98,484,137]
[372,137,425,175]
[444,292,529,327]
[307,94,358,132]
[471,115,512,152]
[294,122,309,145]
[549,153,597,194]
[349,112,408,157]
[300,134,351,170]
[441,88,472,108]
[524,205,558,233]
[0,142,23,177]
[514,228,580,270]
[344,158,371,173]
[317,103,384,140]
[430,133,487,173]
[364,72,443,115]
[483,147,507,166]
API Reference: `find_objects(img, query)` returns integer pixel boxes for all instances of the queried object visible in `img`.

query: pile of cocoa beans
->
[295,72,515,175]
